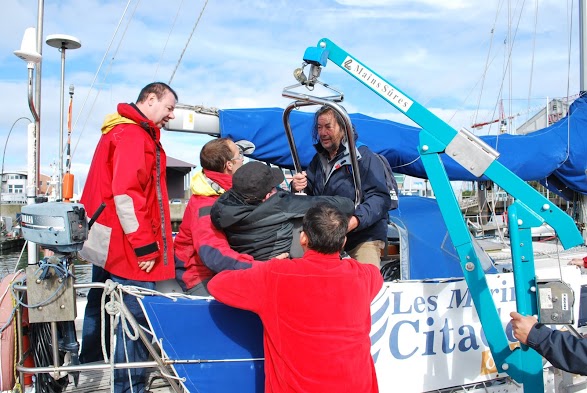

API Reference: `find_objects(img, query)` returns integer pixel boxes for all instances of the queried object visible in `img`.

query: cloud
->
[1,0,580,193]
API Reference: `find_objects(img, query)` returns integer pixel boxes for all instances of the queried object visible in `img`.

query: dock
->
[63,368,174,392]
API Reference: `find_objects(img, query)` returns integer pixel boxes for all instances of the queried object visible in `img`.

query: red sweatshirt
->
[208,250,383,393]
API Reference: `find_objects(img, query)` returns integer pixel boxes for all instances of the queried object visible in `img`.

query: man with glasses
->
[210,161,355,261]
[175,138,286,296]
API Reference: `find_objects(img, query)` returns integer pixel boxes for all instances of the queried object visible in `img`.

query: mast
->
[28,0,43,265]
[580,0,587,242]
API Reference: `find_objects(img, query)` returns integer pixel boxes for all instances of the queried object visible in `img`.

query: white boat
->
[2,2,587,393]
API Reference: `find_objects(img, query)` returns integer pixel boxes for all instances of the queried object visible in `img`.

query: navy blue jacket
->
[527,323,587,375]
[304,143,392,251]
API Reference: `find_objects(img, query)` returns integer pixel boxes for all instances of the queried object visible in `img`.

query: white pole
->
[57,47,66,201]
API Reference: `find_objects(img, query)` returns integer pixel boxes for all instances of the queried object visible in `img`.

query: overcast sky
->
[0,0,579,191]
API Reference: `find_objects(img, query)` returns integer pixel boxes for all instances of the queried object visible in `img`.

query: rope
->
[12,241,27,274]
[168,0,210,85]
[153,0,185,80]
[470,0,503,126]
[526,0,539,117]
[563,0,575,165]
[0,117,32,212]
[70,0,137,162]
[390,155,421,171]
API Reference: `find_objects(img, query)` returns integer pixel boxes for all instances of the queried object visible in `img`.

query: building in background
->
[0,171,52,204]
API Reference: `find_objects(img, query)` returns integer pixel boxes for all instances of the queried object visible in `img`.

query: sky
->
[0,0,580,192]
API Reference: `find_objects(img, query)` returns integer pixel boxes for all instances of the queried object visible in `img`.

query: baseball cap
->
[232,161,285,202]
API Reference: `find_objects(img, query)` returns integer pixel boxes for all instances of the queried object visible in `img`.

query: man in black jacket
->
[211,161,355,261]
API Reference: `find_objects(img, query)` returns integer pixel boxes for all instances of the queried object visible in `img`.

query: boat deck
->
[63,368,175,392]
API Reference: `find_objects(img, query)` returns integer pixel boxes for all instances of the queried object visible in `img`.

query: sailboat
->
[5,2,587,393]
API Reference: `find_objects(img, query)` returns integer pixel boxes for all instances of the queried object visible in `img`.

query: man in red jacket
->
[209,203,383,393]
[79,82,177,393]
[174,137,256,296]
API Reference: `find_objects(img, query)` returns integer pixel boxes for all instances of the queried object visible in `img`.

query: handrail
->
[281,90,362,206]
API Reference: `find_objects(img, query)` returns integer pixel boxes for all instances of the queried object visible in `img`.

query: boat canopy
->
[219,96,587,199]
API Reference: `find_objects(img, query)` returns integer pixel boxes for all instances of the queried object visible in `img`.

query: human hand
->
[138,259,155,273]
[569,258,585,267]
[42,248,55,257]
[292,171,307,192]
[510,311,538,345]
[347,216,359,232]
[274,253,289,259]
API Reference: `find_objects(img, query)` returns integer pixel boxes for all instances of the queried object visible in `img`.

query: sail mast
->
[579,0,587,242]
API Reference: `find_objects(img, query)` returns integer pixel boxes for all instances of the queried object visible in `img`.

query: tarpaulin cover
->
[140,297,264,393]
[219,97,587,198]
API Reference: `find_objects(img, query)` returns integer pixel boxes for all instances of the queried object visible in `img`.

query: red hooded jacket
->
[174,169,256,291]
[79,103,174,281]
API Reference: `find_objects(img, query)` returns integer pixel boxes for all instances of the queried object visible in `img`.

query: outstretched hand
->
[569,258,586,267]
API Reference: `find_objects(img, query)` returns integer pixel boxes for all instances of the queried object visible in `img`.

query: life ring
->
[0,273,20,390]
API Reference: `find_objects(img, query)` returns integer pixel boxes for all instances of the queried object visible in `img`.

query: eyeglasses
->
[231,150,244,162]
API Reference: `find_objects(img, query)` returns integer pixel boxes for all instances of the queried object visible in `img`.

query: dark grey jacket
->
[527,323,587,375]
[211,190,354,261]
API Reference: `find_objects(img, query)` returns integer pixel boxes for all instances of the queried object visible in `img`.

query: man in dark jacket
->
[510,311,587,375]
[211,161,355,260]
[291,105,391,267]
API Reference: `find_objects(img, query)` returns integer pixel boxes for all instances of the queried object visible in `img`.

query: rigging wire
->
[153,0,186,81]
[0,117,32,220]
[526,0,539,117]
[472,0,504,127]
[486,0,526,145]
[1,117,32,182]
[71,0,140,162]
[168,0,210,85]
[563,0,574,165]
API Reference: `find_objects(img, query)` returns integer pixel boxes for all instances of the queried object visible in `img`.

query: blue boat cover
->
[140,297,264,393]
[219,97,587,198]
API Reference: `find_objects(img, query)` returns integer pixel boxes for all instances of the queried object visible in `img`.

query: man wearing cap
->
[210,161,355,260]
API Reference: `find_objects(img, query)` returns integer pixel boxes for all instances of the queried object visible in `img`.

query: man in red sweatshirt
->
[209,203,383,393]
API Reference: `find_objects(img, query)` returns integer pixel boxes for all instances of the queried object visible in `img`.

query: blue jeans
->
[111,275,156,393]
[80,265,111,363]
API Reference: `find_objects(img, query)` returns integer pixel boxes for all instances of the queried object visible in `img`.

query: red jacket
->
[79,103,174,281]
[174,170,255,291]
[208,250,383,393]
